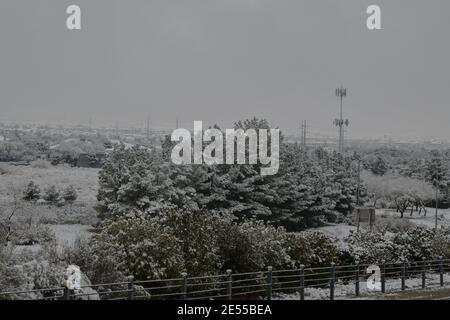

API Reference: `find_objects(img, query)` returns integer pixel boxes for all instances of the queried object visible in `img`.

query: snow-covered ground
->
[274,273,450,300]
[48,224,91,247]
[376,208,450,229]
[310,207,450,241]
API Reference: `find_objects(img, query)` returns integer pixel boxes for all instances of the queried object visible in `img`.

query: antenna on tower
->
[334,87,349,153]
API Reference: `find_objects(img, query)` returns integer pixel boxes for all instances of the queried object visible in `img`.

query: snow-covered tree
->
[43,185,60,203]
[370,156,388,176]
[425,150,448,189]
[62,186,78,203]
[23,181,40,201]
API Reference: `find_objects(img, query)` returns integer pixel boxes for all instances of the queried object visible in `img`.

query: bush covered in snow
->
[61,237,125,286]
[233,219,293,272]
[0,247,26,299]
[76,210,295,279]
[154,208,227,276]
[43,185,60,203]
[22,181,41,201]
[343,231,397,264]
[62,185,78,203]
[68,205,450,282]
[287,232,341,268]
[96,217,184,280]
[343,227,450,265]
[392,227,449,262]
[21,260,65,297]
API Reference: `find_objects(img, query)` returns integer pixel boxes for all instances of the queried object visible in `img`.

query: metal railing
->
[1,257,450,300]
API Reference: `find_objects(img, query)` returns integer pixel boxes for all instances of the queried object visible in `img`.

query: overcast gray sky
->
[0,0,449,139]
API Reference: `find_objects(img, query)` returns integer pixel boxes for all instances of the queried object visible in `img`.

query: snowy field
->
[0,163,99,201]
[311,207,450,240]
[375,208,450,229]
[48,224,92,247]
[0,163,98,252]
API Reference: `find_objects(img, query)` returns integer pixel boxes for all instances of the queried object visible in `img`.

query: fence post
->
[299,265,305,301]
[381,260,386,294]
[401,262,406,291]
[439,256,444,287]
[266,266,273,300]
[330,263,335,300]
[422,260,426,289]
[62,276,70,300]
[181,272,188,300]
[127,276,134,300]
[355,263,360,297]
[226,269,232,300]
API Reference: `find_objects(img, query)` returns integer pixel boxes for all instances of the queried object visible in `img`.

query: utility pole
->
[299,122,302,145]
[434,173,439,231]
[146,115,150,139]
[115,120,119,140]
[435,185,438,231]
[357,157,361,206]
[300,120,307,148]
[334,87,349,153]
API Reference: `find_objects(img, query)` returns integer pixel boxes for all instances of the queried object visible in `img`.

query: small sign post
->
[355,207,375,232]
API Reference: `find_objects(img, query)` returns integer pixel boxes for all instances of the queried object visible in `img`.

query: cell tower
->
[333,87,349,153]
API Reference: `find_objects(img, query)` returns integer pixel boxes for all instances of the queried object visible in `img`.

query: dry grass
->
[0,163,100,227]
[0,164,99,201]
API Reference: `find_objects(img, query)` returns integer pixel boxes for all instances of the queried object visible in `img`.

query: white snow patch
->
[274,273,450,300]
